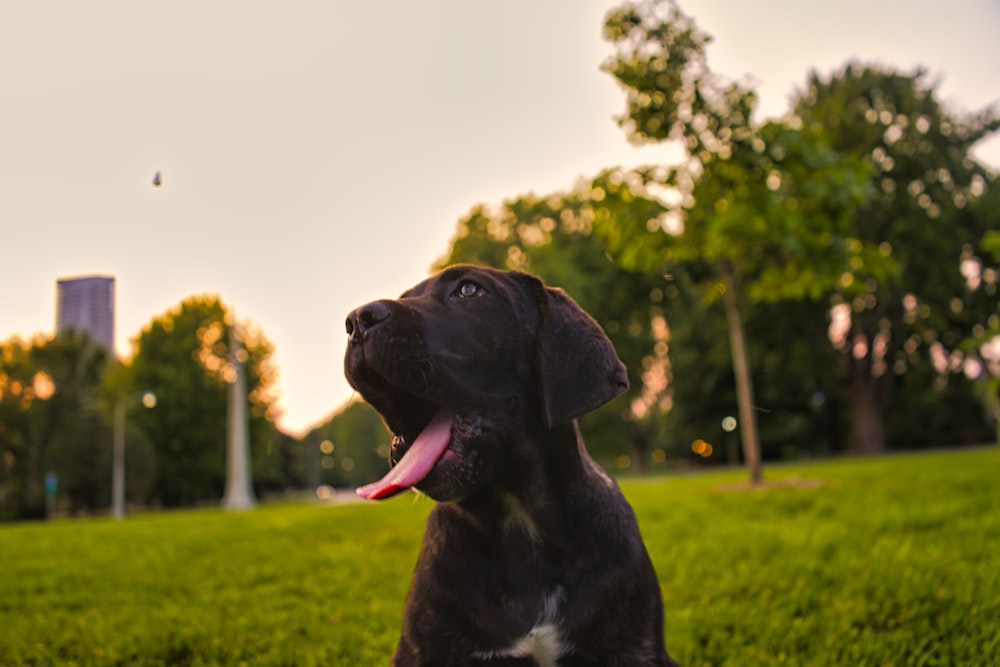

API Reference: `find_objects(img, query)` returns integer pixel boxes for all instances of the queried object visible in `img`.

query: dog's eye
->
[457,280,483,298]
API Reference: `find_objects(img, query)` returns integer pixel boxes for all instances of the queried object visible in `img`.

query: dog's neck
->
[458,419,598,554]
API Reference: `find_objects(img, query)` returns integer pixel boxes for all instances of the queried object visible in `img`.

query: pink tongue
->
[356,409,455,501]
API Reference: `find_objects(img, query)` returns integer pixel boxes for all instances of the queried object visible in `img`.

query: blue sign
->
[45,471,58,496]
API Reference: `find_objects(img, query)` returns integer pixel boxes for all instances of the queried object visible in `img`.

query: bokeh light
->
[691,439,714,458]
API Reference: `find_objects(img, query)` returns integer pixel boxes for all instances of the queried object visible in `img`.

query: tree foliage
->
[1,296,300,520]
[600,0,888,479]
[0,331,110,519]
[794,63,1000,450]
[301,400,391,490]
[127,296,285,507]
[594,0,1000,461]
[959,179,1000,443]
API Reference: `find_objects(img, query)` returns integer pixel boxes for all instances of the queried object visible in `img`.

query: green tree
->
[600,0,876,480]
[0,335,46,519]
[301,400,391,489]
[961,180,1000,443]
[794,63,1000,451]
[127,296,284,507]
[0,331,109,519]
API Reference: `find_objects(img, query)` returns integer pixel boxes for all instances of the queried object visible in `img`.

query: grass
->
[1,447,998,666]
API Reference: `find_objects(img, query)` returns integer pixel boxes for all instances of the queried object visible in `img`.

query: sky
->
[2,1,998,437]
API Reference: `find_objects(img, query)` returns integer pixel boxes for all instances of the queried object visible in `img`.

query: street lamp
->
[112,391,156,520]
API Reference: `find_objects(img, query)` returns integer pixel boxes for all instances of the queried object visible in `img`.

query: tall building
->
[56,275,116,353]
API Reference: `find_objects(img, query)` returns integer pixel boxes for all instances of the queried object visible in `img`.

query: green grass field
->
[1,448,998,666]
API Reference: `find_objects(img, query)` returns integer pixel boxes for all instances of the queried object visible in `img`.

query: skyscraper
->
[56,275,116,353]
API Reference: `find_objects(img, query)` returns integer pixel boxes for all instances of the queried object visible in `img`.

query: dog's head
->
[344,264,628,502]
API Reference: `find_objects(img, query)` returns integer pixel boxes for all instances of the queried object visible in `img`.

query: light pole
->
[221,321,256,510]
[112,391,156,520]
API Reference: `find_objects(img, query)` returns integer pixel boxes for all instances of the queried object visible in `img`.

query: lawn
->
[1,447,998,666]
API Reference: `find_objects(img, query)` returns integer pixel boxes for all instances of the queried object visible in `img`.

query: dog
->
[345,264,679,666]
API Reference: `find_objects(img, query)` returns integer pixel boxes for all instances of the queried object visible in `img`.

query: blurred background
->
[2,0,998,519]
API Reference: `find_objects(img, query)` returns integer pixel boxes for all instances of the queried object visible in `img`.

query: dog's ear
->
[531,280,629,428]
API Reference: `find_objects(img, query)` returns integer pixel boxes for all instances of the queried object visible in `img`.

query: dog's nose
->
[346,301,392,343]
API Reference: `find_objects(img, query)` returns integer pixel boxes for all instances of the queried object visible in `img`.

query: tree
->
[794,63,1000,451]
[0,335,46,519]
[0,331,109,519]
[600,0,876,480]
[302,400,391,489]
[960,180,1000,444]
[127,296,284,506]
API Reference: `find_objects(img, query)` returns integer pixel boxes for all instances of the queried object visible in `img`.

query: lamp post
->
[221,321,256,510]
[112,391,156,520]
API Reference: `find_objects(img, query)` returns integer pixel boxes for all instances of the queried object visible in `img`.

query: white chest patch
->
[472,623,566,666]
[471,591,568,666]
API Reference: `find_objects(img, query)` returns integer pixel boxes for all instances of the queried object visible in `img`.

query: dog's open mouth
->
[356,408,456,501]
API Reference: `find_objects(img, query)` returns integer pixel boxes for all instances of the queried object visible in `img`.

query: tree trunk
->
[995,406,1000,447]
[985,385,1000,445]
[721,271,762,483]
[22,402,61,518]
[849,344,885,453]
[995,398,1000,446]
[22,439,43,516]
[626,424,650,473]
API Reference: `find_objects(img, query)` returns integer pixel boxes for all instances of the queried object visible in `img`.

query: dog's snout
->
[346,301,393,342]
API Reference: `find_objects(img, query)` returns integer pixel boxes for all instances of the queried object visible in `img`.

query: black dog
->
[345,264,678,666]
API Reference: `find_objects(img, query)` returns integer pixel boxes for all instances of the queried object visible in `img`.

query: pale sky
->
[2,1,998,436]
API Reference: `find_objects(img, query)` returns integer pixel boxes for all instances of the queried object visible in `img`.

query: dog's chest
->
[471,590,567,666]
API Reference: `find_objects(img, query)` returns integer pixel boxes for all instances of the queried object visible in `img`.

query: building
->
[55,275,116,353]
